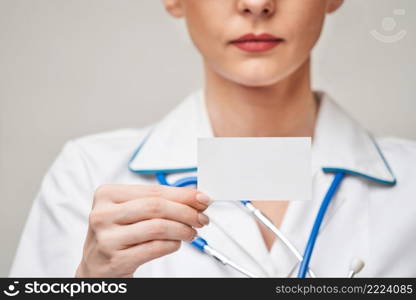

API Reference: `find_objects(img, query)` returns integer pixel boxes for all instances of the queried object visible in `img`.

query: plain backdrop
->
[0,0,415,276]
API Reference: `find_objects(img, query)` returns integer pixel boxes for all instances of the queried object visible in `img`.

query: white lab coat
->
[10,90,416,277]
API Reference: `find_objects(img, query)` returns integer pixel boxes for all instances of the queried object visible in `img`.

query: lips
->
[230,33,284,53]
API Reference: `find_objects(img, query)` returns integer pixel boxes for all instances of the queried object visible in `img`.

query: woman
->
[10,0,416,277]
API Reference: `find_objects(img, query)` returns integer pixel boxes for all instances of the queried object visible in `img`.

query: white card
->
[197,137,311,201]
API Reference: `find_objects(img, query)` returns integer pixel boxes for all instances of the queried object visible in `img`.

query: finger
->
[158,187,210,211]
[114,198,210,228]
[119,240,182,269]
[94,184,210,211]
[116,219,197,248]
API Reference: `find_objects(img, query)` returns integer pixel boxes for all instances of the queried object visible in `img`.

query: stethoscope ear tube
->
[240,200,316,278]
[192,237,258,278]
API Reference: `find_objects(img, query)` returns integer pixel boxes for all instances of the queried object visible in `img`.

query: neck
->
[204,59,318,137]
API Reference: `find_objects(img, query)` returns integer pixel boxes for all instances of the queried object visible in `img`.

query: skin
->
[76,0,343,277]
[76,185,211,277]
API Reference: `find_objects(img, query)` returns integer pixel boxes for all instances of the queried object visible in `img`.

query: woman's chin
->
[231,74,284,88]
[220,64,289,87]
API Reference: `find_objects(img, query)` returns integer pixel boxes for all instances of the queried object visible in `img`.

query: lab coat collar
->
[312,91,396,185]
[129,90,209,174]
[129,90,396,186]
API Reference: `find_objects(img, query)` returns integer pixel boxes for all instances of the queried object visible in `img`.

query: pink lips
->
[230,33,284,53]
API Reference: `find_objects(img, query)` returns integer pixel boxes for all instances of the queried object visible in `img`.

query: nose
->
[237,0,275,19]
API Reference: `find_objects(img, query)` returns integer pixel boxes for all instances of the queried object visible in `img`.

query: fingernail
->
[196,193,211,205]
[198,213,210,226]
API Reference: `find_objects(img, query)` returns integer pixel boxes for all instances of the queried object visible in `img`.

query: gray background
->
[0,0,415,276]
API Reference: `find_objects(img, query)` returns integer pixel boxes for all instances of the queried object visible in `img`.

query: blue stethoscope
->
[156,171,364,278]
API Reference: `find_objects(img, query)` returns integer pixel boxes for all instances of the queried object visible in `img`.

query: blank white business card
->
[197,137,311,201]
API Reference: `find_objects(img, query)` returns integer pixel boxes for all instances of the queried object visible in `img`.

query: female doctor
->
[10,0,416,278]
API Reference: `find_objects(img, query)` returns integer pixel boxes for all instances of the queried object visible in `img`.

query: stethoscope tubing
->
[241,200,316,278]
[297,172,345,278]
[156,171,345,278]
